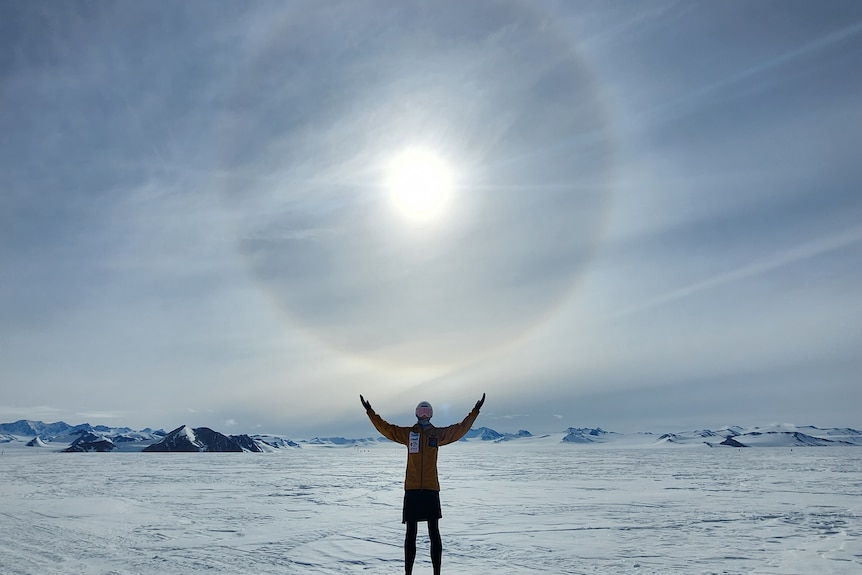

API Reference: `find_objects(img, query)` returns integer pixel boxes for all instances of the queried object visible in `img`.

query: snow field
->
[0,443,860,574]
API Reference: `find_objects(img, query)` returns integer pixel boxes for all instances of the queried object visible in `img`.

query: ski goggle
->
[416,406,433,419]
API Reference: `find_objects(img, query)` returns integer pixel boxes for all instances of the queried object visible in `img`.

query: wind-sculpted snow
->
[0,444,859,574]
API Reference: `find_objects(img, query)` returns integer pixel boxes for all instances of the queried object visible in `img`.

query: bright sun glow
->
[385,147,455,225]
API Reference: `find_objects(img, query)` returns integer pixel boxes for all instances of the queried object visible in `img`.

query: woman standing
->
[360,393,485,575]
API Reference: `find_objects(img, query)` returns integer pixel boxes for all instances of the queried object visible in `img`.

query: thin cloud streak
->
[603,226,862,322]
[648,19,862,122]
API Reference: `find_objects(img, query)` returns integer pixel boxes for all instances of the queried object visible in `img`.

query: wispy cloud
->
[2,2,861,435]
[605,226,862,321]
[76,411,128,421]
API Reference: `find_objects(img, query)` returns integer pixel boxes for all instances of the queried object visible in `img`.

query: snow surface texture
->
[1,443,860,574]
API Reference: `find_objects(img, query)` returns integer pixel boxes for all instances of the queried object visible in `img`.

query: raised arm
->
[438,393,485,446]
[360,394,410,445]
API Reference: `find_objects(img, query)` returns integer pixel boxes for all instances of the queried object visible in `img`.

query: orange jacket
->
[366,407,480,491]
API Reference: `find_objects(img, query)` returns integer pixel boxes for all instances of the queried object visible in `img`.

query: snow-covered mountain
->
[464,426,504,441]
[562,427,615,444]
[64,431,116,453]
[0,420,299,453]
[2,420,861,452]
[253,434,301,450]
[0,420,84,437]
[25,436,50,448]
[0,420,166,448]
[656,424,862,447]
[143,425,268,453]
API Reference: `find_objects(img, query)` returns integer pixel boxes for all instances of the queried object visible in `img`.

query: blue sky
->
[2,1,861,438]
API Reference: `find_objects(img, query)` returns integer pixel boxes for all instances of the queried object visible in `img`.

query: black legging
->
[405,519,442,575]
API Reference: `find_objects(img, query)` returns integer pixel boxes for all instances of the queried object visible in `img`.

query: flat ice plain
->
[2,442,861,574]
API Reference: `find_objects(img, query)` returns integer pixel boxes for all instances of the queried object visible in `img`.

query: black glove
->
[360,394,372,413]
[475,393,486,412]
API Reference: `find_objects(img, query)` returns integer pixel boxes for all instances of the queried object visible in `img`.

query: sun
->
[385,147,455,225]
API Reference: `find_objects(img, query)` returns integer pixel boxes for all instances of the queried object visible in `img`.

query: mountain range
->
[1,420,860,452]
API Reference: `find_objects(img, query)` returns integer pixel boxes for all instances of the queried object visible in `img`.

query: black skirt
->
[402,489,442,524]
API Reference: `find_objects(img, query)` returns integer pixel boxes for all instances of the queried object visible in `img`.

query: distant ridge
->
[1,420,861,452]
[464,427,533,442]
[0,420,97,438]
[0,420,166,444]
[659,425,862,447]
[562,427,612,443]
[464,426,504,441]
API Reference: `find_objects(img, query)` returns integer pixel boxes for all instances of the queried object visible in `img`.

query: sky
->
[2,1,861,439]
